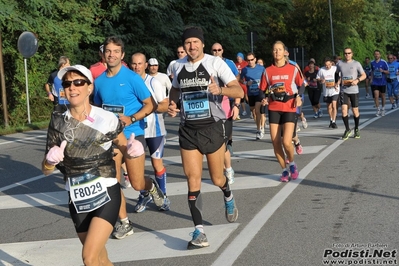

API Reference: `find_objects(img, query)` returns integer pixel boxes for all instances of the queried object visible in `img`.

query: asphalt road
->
[0,92,398,266]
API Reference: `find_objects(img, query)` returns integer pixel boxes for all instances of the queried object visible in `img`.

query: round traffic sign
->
[17,31,38,58]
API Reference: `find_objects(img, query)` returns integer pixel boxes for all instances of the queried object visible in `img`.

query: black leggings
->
[308,87,322,106]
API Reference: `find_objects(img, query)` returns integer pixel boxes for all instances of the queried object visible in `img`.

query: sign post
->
[17,31,38,124]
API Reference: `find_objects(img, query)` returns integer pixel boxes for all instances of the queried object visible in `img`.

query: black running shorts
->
[268,110,296,125]
[179,120,226,154]
[69,183,121,233]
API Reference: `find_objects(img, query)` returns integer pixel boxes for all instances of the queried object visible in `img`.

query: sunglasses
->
[247,58,255,62]
[344,52,352,55]
[177,51,185,54]
[62,79,90,88]
[212,49,222,52]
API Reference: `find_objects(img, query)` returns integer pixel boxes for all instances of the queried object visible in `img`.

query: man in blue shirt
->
[370,49,389,116]
[386,54,399,109]
[240,52,266,139]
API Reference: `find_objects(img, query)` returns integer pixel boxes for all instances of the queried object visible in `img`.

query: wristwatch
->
[234,103,240,108]
[131,115,137,123]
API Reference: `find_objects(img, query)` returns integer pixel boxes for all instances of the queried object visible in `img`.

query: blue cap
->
[237,52,244,59]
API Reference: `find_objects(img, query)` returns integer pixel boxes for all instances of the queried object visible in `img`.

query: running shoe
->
[250,112,254,119]
[159,197,170,211]
[113,221,134,240]
[342,130,352,140]
[134,194,153,213]
[224,168,235,185]
[296,126,300,132]
[123,173,131,188]
[302,118,308,129]
[256,131,264,140]
[331,122,338,129]
[149,179,165,207]
[365,94,370,99]
[187,229,209,250]
[224,197,238,223]
[313,113,318,118]
[354,129,360,139]
[329,121,332,128]
[289,164,299,180]
[376,108,381,116]
[295,142,303,155]
[285,158,289,164]
[280,170,290,182]
[392,104,396,110]
[318,109,323,118]
[381,109,386,116]
[242,111,247,116]
[235,115,241,120]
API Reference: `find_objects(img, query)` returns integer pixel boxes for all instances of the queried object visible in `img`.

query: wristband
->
[219,87,223,95]
[233,103,240,108]
[44,161,55,170]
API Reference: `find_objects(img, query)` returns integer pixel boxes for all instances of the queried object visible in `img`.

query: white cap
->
[57,64,93,83]
[148,58,159,65]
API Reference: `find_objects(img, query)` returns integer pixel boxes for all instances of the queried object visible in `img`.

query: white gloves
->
[127,133,144,157]
[46,140,67,165]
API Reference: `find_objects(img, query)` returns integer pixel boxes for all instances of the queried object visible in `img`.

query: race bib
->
[59,89,66,100]
[373,70,382,79]
[182,91,211,120]
[270,82,286,93]
[68,173,110,213]
[342,76,353,87]
[102,104,125,116]
[248,80,260,94]
[325,79,335,88]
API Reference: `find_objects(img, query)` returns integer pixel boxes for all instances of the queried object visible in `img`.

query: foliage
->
[1,0,399,129]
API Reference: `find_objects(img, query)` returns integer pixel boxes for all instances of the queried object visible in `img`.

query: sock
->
[155,167,167,194]
[188,191,203,227]
[289,161,295,167]
[195,225,204,234]
[220,178,232,198]
[342,115,350,131]
[120,217,129,224]
[354,116,360,129]
[225,167,233,172]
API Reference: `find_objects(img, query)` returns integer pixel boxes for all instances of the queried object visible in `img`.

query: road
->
[0,93,398,266]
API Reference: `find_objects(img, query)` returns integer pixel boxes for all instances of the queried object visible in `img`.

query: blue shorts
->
[386,81,399,97]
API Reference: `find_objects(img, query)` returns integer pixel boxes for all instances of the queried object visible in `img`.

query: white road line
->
[0,223,239,266]
[0,146,325,193]
[211,105,390,266]
[0,175,281,210]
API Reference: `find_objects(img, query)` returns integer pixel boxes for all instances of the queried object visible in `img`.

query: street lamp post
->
[329,0,335,56]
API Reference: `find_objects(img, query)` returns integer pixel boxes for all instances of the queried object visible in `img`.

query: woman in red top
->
[260,41,304,182]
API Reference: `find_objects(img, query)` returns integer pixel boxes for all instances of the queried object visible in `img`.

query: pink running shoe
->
[289,164,299,180]
[280,170,290,182]
[295,143,303,155]
[285,158,289,164]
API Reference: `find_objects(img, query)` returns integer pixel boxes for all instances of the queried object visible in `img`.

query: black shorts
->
[179,120,226,154]
[342,93,359,107]
[248,94,265,107]
[268,110,296,125]
[69,183,121,233]
[371,85,386,94]
[323,94,339,103]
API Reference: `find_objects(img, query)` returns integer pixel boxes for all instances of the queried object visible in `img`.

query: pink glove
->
[127,133,144,157]
[46,140,67,165]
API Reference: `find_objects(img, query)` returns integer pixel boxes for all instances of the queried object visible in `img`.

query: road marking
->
[0,223,239,266]
[211,104,391,266]
[0,175,281,210]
